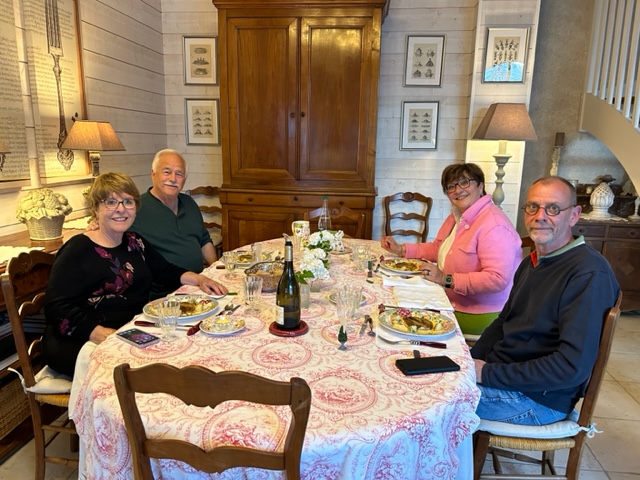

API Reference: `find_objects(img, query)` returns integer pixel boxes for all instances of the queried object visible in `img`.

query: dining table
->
[70,237,480,480]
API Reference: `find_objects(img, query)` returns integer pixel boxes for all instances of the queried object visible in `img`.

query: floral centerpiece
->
[295,230,344,288]
[16,188,73,240]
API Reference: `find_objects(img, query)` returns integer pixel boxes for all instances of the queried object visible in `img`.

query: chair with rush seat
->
[1,250,79,480]
[473,292,623,479]
[114,363,312,480]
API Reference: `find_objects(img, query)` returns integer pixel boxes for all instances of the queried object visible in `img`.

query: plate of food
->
[328,291,366,305]
[378,307,456,340]
[199,316,246,336]
[380,258,427,274]
[236,251,273,267]
[143,295,218,323]
[330,247,352,256]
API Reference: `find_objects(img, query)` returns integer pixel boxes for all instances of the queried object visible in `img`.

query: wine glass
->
[158,298,180,342]
[335,288,356,334]
[222,251,238,277]
[243,276,263,315]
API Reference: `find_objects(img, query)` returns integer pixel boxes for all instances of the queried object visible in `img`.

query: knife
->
[417,341,447,349]
[381,305,442,314]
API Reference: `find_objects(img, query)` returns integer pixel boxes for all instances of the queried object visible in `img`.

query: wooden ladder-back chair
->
[114,363,312,480]
[304,205,366,239]
[473,291,623,480]
[187,185,223,258]
[0,250,79,480]
[383,192,433,242]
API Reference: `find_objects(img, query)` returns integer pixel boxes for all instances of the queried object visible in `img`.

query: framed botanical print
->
[400,101,439,150]
[482,27,529,83]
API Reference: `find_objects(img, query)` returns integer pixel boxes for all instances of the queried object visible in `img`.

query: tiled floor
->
[1,313,639,479]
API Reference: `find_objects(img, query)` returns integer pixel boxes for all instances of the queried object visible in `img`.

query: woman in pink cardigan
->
[381,163,522,336]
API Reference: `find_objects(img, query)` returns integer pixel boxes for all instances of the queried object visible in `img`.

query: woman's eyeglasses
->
[522,203,574,216]
[445,177,476,193]
[102,199,136,210]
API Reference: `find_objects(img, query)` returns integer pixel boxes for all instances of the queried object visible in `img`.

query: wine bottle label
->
[275,305,284,326]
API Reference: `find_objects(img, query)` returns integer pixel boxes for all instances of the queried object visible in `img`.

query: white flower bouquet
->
[295,230,344,284]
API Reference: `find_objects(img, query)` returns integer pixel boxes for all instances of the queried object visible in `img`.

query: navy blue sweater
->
[471,242,619,413]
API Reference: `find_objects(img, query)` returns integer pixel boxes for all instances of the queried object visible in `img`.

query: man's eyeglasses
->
[102,199,136,210]
[445,177,477,193]
[522,203,575,216]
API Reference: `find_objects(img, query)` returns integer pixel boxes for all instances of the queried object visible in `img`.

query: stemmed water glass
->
[243,276,263,315]
[335,288,356,334]
[158,298,180,342]
[222,251,238,277]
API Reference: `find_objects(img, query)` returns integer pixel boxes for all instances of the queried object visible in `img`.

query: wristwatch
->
[444,274,453,289]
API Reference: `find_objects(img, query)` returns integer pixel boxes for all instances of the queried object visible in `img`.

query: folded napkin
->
[393,284,454,311]
[382,275,430,288]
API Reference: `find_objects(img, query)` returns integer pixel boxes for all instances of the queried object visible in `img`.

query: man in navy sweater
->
[471,176,620,425]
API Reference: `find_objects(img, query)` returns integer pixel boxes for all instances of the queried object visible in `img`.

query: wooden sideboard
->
[213,0,388,249]
[573,219,640,311]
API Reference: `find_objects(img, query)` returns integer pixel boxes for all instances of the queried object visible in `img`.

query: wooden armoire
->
[212,0,389,250]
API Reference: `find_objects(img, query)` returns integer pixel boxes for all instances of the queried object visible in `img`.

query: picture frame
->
[482,27,529,83]
[403,35,445,87]
[400,101,439,150]
[183,36,218,85]
[185,99,220,146]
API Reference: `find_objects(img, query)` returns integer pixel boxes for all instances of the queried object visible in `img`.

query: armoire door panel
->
[299,16,373,183]
[228,17,299,183]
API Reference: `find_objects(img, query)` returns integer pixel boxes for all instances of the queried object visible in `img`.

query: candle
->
[554,132,565,147]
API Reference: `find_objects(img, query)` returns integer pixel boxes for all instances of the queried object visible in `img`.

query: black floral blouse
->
[45,232,187,343]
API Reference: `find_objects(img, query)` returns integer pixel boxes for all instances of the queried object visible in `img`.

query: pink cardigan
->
[405,195,521,314]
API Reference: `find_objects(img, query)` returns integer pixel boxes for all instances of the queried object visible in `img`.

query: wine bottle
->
[318,195,332,231]
[276,239,301,329]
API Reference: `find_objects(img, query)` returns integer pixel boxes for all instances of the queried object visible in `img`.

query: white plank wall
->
[0,0,541,238]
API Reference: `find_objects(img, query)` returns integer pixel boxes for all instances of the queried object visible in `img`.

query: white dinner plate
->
[328,291,366,305]
[379,258,427,275]
[199,316,246,336]
[236,250,273,267]
[377,307,456,341]
[330,247,352,256]
[143,295,219,324]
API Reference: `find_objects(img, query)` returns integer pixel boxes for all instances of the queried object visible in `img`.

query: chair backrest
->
[0,250,55,389]
[520,235,535,259]
[577,290,622,428]
[304,205,366,239]
[187,185,223,255]
[113,363,312,480]
[383,192,433,242]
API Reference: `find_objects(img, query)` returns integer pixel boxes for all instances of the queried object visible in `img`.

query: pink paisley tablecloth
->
[71,238,480,480]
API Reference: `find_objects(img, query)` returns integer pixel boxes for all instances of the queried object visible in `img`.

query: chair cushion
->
[477,409,601,440]
[9,365,72,394]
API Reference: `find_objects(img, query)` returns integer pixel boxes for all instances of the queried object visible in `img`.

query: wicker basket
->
[0,376,31,439]
[245,261,284,293]
[25,215,65,241]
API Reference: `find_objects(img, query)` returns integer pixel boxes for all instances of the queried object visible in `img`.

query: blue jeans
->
[476,385,568,425]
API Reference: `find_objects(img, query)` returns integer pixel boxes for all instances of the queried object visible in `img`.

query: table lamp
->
[472,103,538,208]
[0,138,10,172]
[62,121,125,176]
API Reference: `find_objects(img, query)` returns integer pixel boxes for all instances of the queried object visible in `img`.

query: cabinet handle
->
[247,197,253,202]
[300,112,306,117]
[576,228,586,234]
[339,200,344,205]
[290,112,295,118]
[293,196,298,201]
[629,230,638,238]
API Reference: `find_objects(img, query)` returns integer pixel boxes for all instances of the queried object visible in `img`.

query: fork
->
[377,335,447,349]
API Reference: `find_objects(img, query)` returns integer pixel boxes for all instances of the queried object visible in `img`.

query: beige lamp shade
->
[62,120,125,176]
[472,103,537,208]
[472,103,538,142]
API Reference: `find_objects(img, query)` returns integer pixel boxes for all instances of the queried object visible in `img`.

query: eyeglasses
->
[102,198,136,210]
[522,203,575,216]
[445,177,477,193]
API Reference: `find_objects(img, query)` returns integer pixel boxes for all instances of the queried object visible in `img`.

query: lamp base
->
[492,153,512,208]
[89,151,100,176]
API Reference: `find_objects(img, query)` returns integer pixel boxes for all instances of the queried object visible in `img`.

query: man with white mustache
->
[130,148,218,298]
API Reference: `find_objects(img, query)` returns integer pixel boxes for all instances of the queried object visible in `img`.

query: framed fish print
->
[185,99,220,146]
[400,101,439,150]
